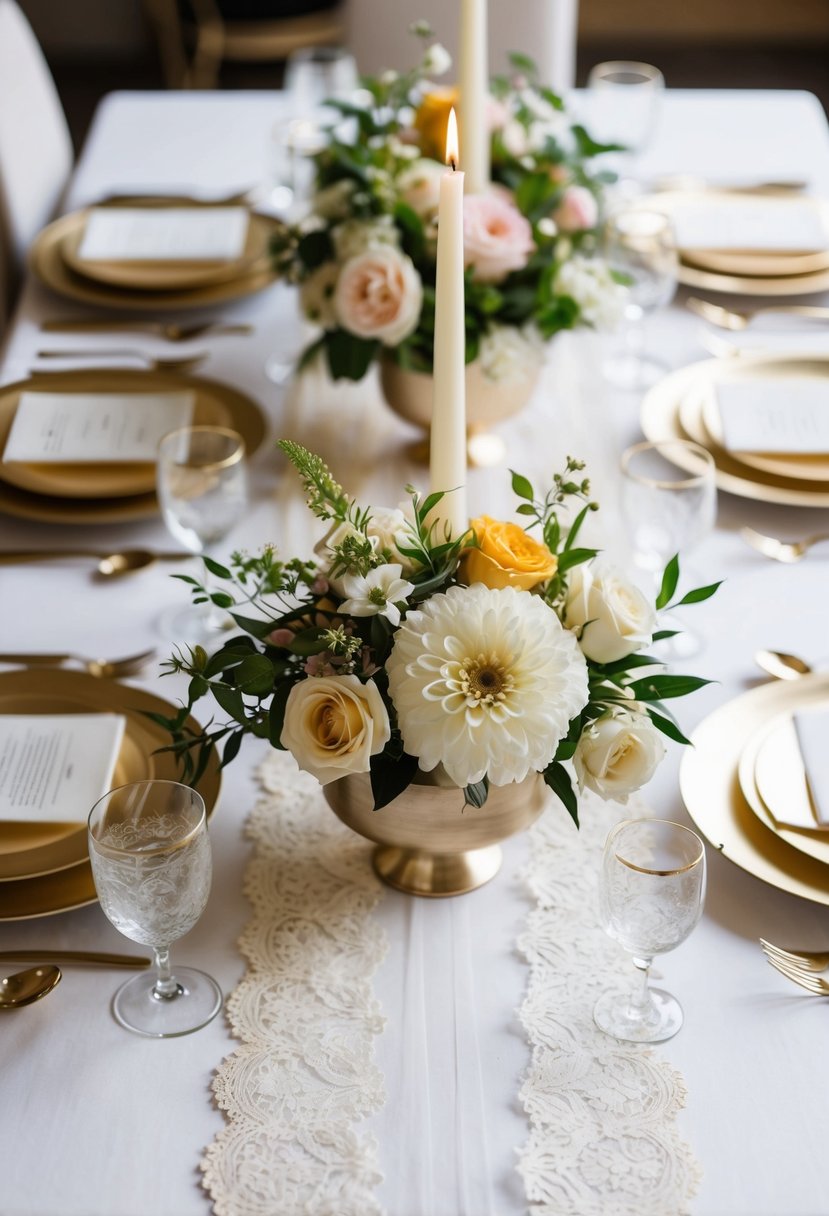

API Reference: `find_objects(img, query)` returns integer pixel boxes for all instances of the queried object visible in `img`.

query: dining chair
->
[345,0,579,92]
[0,0,73,312]
[143,0,346,90]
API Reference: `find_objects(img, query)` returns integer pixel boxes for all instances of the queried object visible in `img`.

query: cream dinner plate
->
[61,207,274,292]
[0,670,221,919]
[675,360,829,484]
[676,260,829,297]
[29,210,279,310]
[680,676,829,904]
[641,357,829,508]
[0,369,267,511]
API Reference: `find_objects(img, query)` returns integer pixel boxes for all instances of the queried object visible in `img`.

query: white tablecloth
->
[1,89,829,1216]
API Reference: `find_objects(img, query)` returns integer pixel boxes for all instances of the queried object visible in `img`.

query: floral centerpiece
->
[161,445,718,840]
[270,25,624,388]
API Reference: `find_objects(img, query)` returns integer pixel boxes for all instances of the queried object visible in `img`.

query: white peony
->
[339,564,415,628]
[334,246,423,346]
[478,323,544,384]
[280,674,391,785]
[564,564,657,664]
[573,710,665,801]
[386,583,589,788]
[397,158,444,218]
[553,255,626,330]
[332,215,399,261]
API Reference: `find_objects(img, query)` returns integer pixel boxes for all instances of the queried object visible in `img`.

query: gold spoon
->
[754,649,813,681]
[0,965,61,1009]
[0,548,190,576]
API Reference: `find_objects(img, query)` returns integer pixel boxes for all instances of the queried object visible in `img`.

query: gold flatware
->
[760,939,829,972]
[687,297,829,331]
[763,950,829,995]
[0,549,190,576]
[40,320,253,341]
[35,348,207,374]
[0,950,150,968]
[0,965,61,1009]
[0,648,155,678]
[754,649,813,681]
[741,526,829,563]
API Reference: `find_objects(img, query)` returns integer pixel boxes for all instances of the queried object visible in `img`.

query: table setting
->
[2,4,829,1213]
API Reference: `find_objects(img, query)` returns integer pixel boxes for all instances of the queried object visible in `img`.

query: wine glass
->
[594,818,706,1043]
[88,780,221,1038]
[586,61,664,191]
[620,438,716,655]
[284,45,359,120]
[156,425,248,641]
[603,208,678,389]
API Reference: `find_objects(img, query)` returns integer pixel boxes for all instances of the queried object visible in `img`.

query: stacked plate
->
[29,200,280,309]
[0,369,267,524]
[641,353,829,508]
[640,189,829,296]
[681,675,829,905]
[0,669,221,920]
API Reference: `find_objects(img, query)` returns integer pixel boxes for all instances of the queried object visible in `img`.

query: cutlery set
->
[26,316,252,373]
[0,953,151,1009]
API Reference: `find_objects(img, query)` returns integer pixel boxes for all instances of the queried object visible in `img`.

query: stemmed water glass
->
[604,208,678,389]
[88,780,221,1038]
[620,438,717,655]
[586,61,665,191]
[156,424,248,641]
[594,818,706,1043]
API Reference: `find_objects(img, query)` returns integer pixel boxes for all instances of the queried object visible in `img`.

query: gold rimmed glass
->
[156,424,248,640]
[586,60,665,190]
[594,818,706,1043]
[88,780,221,1038]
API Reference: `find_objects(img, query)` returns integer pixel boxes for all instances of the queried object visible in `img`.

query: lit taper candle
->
[429,107,468,539]
[459,0,490,194]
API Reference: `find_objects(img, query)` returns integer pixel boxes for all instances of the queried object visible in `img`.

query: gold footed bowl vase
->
[323,768,548,897]
[380,358,540,468]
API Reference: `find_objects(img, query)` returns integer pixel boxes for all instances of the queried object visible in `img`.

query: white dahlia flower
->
[386,583,589,788]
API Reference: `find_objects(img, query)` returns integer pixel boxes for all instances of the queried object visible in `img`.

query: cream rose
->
[397,158,444,218]
[564,564,656,664]
[333,247,423,346]
[553,185,598,233]
[462,193,535,284]
[573,711,665,802]
[280,675,391,785]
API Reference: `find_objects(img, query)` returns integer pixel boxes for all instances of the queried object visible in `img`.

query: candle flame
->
[445,107,459,170]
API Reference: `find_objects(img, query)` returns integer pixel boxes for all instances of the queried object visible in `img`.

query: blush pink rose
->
[553,186,598,233]
[462,193,535,283]
[334,247,423,346]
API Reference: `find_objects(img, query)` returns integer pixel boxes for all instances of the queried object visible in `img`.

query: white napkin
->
[715,379,829,454]
[3,391,195,464]
[78,207,249,261]
[0,714,125,824]
[793,710,829,826]
[672,200,829,252]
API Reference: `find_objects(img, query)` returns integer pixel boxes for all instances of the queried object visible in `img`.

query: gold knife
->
[0,950,151,968]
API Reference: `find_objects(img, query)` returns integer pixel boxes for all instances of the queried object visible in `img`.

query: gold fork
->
[740,526,829,564]
[686,297,829,331]
[760,938,829,972]
[0,647,156,678]
[763,951,829,995]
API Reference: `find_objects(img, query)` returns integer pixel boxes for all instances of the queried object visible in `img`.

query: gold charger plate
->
[737,711,829,867]
[0,369,267,511]
[61,207,273,292]
[676,357,829,484]
[0,669,221,920]
[680,676,829,905]
[641,357,829,507]
[638,189,829,277]
[30,210,278,311]
[677,260,829,297]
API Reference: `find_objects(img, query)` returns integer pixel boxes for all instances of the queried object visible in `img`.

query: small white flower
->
[554,256,626,330]
[478,323,545,384]
[573,710,665,802]
[340,564,415,627]
[421,43,452,77]
[380,69,399,86]
[332,216,399,261]
[397,158,444,218]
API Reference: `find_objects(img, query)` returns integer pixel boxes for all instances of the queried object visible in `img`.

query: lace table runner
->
[201,751,387,1216]
[517,794,703,1216]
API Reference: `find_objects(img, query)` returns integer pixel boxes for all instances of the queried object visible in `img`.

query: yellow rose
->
[461,516,558,591]
[414,87,459,161]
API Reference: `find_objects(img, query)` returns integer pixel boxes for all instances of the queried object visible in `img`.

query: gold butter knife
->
[0,950,151,968]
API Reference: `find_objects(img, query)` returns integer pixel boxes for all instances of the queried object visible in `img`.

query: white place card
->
[78,207,250,261]
[715,379,829,454]
[0,714,125,825]
[672,200,829,252]
[2,391,195,464]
